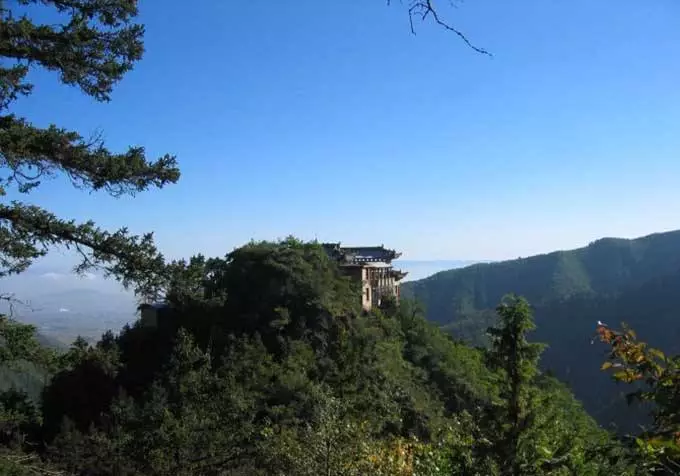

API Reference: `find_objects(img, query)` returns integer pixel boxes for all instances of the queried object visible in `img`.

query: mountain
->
[403,230,680,325]
[26,288,137,313]
[402,230,680,431]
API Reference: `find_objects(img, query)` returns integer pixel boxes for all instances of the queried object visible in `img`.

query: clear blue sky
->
[11,0,680,262]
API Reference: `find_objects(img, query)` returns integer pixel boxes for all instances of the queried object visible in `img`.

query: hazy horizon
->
[4,226,678,301]
[3,227,677,343]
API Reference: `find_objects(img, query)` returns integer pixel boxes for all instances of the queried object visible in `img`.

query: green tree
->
[0,315,52,370]
[0,387,41,448]
[40,334,120,442]
[23,237,637,475]
[486,295,545,475]
[484,296,634,476]
[47,329,259,475]
[0,448,61,476]
[0,0,179,296]
[0,2,181,458]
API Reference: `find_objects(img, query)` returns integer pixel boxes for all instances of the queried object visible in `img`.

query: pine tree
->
[0,0,179,297]
[486,295,545,476]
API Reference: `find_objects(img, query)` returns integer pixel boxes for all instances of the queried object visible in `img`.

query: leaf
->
[601,362,613,371]
[613,370,630,382]
[538,446,552,457]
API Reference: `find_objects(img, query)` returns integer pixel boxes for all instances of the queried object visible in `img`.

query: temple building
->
[322,243,408,311]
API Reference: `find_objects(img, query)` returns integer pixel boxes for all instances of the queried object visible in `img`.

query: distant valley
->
[1,286,139,346]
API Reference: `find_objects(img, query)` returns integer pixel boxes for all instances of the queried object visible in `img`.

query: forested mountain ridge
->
[402,229,680,432]
[403,229,680,326]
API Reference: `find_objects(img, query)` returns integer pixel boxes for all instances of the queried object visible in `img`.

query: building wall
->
[140,306,159,328]
[341,267,372,310]
[364,267,399,309]
[338,263,403,311]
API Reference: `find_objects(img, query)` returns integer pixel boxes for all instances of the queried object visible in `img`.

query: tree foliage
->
[486,296,545,475]
[0,315,52,369]
[479,295,629,476]
[0,0,179,295]
[597,322,680,474]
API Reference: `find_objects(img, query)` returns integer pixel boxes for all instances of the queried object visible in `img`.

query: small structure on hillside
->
[322,243,408,310]
[138,302,171,328]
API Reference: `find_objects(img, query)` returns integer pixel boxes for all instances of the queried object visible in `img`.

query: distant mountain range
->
[403,230,680,432]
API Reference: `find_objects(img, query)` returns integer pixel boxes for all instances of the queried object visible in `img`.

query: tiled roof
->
[322,243,401,263]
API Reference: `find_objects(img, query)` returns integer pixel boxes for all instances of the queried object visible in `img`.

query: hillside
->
[403,229,680,431]
[534,268,680,430]
[403,230,680,326]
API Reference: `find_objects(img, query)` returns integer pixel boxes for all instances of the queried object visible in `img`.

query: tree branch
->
[0,202,167,296]
[0,2,179,302]
[0,115,179,197]
[0,1,143,102]
[389,0,490,56]
[0,292,34,318]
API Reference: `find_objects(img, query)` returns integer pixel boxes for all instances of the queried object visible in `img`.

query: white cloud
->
[40,271,97,281]
[58,308,70,313]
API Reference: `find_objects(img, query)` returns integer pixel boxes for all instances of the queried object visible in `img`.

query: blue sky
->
[9,0,680,264]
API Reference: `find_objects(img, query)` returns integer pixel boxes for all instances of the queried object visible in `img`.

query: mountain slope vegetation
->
[403,230,680,431]
[403,230,680,327]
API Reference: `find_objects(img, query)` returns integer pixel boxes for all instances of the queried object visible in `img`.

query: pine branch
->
[0,202,167,295]
[0,115,179,196]
[0,0,143,102]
